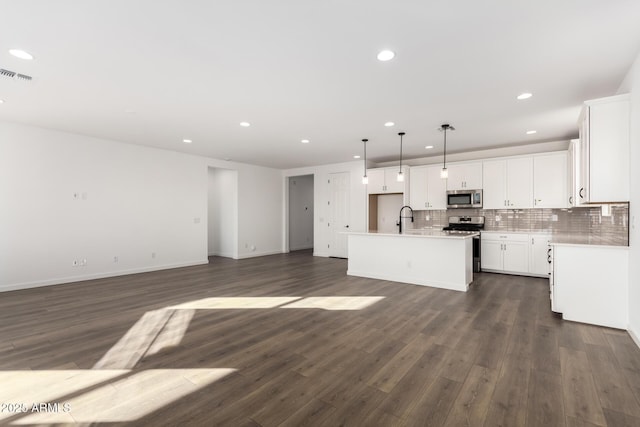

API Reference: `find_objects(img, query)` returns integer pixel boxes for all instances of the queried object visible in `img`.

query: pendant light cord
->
[443,128,447,169]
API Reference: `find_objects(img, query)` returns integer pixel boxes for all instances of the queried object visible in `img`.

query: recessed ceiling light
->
[517,92,533,100]
[354,155,361,159]
[183,139,192,144]
[425,145,434,149]
[301,139,310,144]
[526,130,537,135]
[377,50,395,61]
[9,49,34,60]
[240,122,251,127]
[384,122,395,127]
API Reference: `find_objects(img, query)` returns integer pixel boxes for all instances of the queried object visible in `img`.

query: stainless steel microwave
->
[446,189,483,209]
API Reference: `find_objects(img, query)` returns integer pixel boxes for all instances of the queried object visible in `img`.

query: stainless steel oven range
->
[442,216,485,273]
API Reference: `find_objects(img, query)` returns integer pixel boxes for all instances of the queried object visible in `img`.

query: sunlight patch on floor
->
[281,296,386,311]
[167,296,301,310]
[1,369,235,425]
[93,309,194,369]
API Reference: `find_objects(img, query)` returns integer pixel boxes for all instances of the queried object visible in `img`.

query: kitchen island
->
[346,230,476,292]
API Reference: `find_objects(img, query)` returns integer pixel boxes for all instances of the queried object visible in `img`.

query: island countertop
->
[344,230,478,239]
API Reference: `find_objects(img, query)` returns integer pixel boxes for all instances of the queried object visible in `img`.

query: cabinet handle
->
[504,200,507,206]
[569,196,573,204]
[579,187,584,199]
[531,237,534,244]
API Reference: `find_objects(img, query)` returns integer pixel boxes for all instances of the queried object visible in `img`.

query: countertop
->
[549,234,629,248]
[345,230,478,240]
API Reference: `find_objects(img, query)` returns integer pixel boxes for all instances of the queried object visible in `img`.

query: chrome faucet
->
[397,205,414,234]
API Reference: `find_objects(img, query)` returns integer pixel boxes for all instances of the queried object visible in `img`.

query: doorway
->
[288,175,314,251]
[207,167,238,259]
[328,171,350,258]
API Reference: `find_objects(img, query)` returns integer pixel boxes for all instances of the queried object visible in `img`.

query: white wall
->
[283,161,367,257]
[0,121,208,292]
[622,50,640,344]
[288,175,314,251]
[222,160,284,259]
[208,168,238,258]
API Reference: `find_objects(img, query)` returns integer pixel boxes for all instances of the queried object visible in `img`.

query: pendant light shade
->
[439,124,455,179]
[397,132,405,182]
[362,139,368,184]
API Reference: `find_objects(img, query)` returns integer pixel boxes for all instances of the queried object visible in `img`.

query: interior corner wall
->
[0,121,208,292]
[283,161,367,257]
[625,50,640,344]
[207,168,238,258]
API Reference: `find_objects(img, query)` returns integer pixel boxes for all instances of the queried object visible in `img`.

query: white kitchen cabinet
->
[533,152,568,208]
[410,165,447,210]
[446,162,482,191]
[552,243,628,329]
[529,234,552,277]
[482,157,533,209]
[367,166,408,194]
[567,140,579,207]
[481,232,529,275]
[577,94,630,204]
[426,166,447,210]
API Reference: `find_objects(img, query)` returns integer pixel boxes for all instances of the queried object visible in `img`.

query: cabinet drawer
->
[480,232,529,242]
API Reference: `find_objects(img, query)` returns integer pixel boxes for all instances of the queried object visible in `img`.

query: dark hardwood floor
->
[2,250,640,426]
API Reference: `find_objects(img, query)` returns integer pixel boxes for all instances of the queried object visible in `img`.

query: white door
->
[482,160,506,209]
[329,172,350,258]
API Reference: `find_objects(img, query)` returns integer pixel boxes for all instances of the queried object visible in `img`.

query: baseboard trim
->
[236,250,283,260]
[628,327,640,350]
[0,259,209,293]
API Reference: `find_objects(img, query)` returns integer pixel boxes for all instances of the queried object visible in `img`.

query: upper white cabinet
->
[446,162,482,190]
[409,165,447,210]
[367,166,408,194]
[577,94,630,204]
[533,152,568,208]
[482,157,533,209]
[567,140,578,207]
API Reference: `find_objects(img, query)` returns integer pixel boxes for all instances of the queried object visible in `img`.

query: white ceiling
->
[1,0,640,169]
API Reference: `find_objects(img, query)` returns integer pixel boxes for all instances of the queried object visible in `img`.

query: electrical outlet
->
[113,256,119,263]
[151,252,156,259]
[72,260,78,267]
[81,258,87,266]
[193,217,201,224]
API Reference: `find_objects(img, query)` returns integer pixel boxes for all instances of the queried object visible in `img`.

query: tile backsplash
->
[409,203,629,246]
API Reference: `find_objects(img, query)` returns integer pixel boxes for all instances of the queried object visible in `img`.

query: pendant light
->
[439,124,455,179]
[397,132,405,182]
[362,139,369,184]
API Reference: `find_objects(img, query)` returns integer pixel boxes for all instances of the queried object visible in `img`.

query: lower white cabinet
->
[552,244,628,329]
[481,233,529,275]
[529,234,552,277]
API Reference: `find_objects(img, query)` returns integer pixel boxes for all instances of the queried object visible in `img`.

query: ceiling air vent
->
[0,68,33,81]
